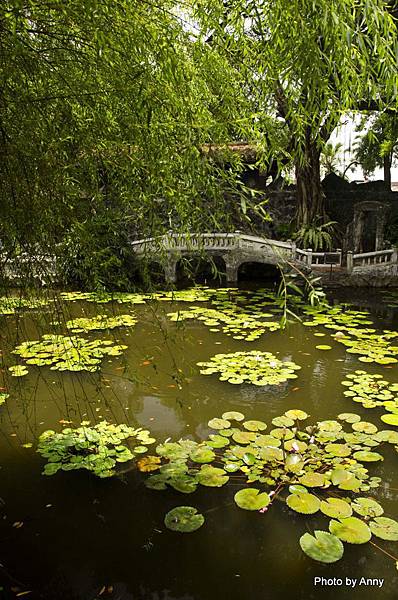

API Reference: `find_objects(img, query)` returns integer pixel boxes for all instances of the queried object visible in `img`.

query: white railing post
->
[306,248,313,266]
[336,249,342,266]
[347,251,353,273]
[392,247,398,264]
[288,239,296,260]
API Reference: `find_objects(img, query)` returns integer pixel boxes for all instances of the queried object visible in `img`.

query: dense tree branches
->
[192,0,398,225]
[0,0,253,288]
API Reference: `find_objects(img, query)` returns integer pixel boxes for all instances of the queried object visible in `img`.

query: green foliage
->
[58,214,140,291]
[320,142,344,176]
[1,0,250,284]
[37,421,156,478]
[355,113,398,181]
[193,0,398,224]
[293,220,337,251]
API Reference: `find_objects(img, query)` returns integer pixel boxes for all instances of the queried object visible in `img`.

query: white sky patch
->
[330,114,398,183]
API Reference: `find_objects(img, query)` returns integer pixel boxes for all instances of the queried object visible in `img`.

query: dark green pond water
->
[0,286,398,600]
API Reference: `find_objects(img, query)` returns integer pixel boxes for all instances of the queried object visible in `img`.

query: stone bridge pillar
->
[224,256,238,283]
[164,257,178,283]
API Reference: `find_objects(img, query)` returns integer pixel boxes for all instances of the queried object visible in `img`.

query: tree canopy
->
[1,1,398,288]
[1,0,254,286]
[192,0,398,223]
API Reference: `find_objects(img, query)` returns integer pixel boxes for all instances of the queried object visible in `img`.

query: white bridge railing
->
[130,232,309,264]
[348,248,398,272]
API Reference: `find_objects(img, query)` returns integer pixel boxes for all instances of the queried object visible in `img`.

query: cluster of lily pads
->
[302,305,374,330]
[37,421,156,477]
[302,304,398,363]
[0,296,50,315]
[336,330,398,364]
[60,291,150,304]
[342,371,398,427]
[168,306,280,341]
[65,313,136,333]
[140,410,398,566]
[8,365,29,377]
[12,334,127,372]
[59,287,226,305]
[60,287,286,307]
[197,351,301,386]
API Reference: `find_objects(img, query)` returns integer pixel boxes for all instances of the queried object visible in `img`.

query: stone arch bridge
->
[130,232,312,283]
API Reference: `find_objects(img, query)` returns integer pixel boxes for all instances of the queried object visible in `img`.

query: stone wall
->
[246,174,398,250]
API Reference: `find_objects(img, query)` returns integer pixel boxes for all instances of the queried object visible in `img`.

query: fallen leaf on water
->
[137,456,161,472]
[16,592,32,597]
[59,419,72,425]
[167,384,176,388]
[98,586,106,596]
[142,360,151,366]
[22,443,32,449]
[292,387,300,392]
[13,521,23,528]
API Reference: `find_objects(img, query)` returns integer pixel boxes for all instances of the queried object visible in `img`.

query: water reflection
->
[0,288,398,599]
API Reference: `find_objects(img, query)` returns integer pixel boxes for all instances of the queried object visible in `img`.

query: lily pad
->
[287,492,320,514]
[164,506,204,533]
[222,411,245,422]
[300,530,344,563]
[285,409,309,421]
[352,451,383,462]
[234,488,271,510]
[381,414,398,427]
[320,498,352,519]
[196,465,229,487]
[208,418,231,430]
[299,472,326,487]
[352,498,384,518]
[369,517,398,541]
[137,456,161,473]
[190,446,216,464]
[325,443,351,457]
[329,517,371,544]
[352,422,378,434]
[243,420,267,432]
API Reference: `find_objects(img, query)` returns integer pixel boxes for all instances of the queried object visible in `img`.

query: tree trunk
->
[295,140,325,227]
[383,153,392,190]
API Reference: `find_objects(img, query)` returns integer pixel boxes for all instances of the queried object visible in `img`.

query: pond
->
[1,285,398,600]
